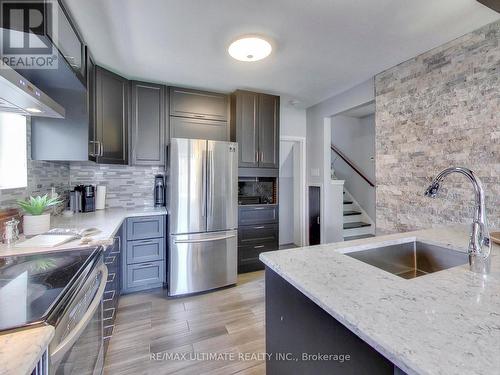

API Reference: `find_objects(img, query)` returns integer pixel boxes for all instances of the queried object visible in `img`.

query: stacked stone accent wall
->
[375,20,500,233]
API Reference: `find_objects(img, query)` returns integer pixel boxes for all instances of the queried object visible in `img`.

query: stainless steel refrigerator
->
[168,138,238,296]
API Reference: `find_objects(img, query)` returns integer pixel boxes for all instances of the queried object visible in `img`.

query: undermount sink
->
[345,241,468,279]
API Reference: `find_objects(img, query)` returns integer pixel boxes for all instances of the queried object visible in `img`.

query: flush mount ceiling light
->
[228,37,272,62]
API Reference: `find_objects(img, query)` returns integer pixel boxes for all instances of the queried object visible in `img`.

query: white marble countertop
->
[0,207,167,257]
[260,226,500,375]
[0,325,54,375]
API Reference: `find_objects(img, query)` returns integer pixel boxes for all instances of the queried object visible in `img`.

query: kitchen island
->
[260,226,500,375]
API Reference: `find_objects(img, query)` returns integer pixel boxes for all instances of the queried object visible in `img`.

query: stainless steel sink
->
[345,241,468,279]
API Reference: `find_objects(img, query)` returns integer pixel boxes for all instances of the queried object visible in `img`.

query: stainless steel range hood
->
[476,0,500,13]
[0,64,65,118]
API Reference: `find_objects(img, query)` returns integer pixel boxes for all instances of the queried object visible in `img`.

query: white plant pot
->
[23,213,51,237]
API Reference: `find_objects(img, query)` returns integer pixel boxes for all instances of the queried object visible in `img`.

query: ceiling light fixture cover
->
[228,37,272,62]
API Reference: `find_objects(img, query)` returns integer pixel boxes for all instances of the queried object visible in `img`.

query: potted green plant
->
[17,194,62,236]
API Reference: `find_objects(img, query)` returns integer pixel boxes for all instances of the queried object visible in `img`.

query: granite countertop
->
[0,207,168,257]
[260,226,500,375]
[0,325,54,375]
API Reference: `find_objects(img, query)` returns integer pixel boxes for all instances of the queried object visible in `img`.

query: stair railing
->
[331,144,375,188]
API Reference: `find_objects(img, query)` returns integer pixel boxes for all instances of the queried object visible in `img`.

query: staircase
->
[342,190,375,241]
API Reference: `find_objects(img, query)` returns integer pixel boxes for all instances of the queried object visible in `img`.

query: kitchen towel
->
[95,185,106,210]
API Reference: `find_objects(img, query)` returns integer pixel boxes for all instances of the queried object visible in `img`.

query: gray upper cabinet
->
[94,66,129,165]
[170,116,227,141]
[170,87,228,121]
[258,94,279,168]
[130,81,168,166]
[169,87,229,141]
[87,49,97,162]
[231,91,280,169]
[232,91,259,168]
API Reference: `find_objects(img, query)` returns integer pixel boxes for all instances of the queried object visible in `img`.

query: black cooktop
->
[0,247,98,331]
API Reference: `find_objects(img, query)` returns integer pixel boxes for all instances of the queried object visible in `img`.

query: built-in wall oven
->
[48,249,107,375]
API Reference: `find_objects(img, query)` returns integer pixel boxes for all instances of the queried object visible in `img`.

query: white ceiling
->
[64,0,499,108]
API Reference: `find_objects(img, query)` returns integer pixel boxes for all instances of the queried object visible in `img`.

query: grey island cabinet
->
[265,268,401,375]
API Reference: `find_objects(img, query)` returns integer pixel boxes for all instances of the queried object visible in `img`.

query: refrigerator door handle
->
[201,149,207,217]
[208,150,215,216]
[173,233,236,244]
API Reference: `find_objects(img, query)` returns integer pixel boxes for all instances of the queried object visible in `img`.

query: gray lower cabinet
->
[126,215,165,240]
[126,238,165,264]
[238,206,279,273]
[130,81,168,166]
[103,227,122,355]
[126,261,165,290]
[122,215,167,294]
[238,205,279,226]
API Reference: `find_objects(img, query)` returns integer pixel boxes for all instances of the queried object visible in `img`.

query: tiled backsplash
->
[69,163,164,209]
[0,119,70,210]
[375,20,500,233]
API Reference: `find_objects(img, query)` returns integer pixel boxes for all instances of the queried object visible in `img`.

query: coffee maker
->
[154,175,165,207]
[71,185,95,213]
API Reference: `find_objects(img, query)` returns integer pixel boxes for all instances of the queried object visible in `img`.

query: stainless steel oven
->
[48,249,107,375]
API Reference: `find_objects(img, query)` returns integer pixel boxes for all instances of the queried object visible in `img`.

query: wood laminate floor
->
[104,271,265,375]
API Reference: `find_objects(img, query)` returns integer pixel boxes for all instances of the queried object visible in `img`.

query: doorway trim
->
[280,136,307,247]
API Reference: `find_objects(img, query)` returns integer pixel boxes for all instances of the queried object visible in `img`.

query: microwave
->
[238,177,277,205]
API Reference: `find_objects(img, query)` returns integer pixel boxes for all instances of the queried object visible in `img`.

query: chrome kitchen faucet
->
[424,167,491,274]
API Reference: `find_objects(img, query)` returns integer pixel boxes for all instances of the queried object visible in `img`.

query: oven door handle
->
[51,264,108,365]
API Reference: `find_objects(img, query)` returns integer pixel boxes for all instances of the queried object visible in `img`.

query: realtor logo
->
[0,0,58,69]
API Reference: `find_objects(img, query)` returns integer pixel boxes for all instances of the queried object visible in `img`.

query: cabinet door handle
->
[254,245,265,249]
[137,239,155,245]
[99,141,104,156]
[260,151,264,163]
[194,114,206,118]
[253,226,265,229]
[255,151,259,163]
[112,236,121,254]
[89,141,96,157]
[135,263,155,268]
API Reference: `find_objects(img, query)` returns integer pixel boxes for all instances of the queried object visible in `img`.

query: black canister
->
[154,175,165,207]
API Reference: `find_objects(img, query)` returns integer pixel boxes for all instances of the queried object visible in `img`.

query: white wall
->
[279,103,307,246]
[280,103,306,138]
[331,114,375,220]
[305,78,375,243]
[306,79,374,185]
